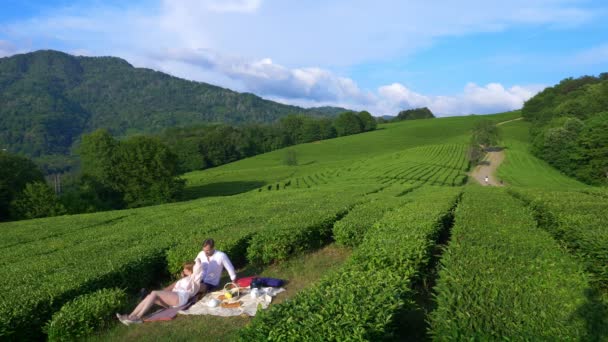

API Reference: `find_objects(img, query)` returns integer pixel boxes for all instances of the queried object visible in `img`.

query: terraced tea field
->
[1,111,606,341]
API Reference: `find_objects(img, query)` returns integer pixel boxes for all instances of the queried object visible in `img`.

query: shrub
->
[45,288,127,341]
[430,187,591,340]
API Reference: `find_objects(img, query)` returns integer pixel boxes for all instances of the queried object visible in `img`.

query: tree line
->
[523,73,608,185]
[161,111,376,173]
[466,120,500,166]
[0,111,376,221]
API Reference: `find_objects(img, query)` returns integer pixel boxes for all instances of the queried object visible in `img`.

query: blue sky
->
[1,0,607,116]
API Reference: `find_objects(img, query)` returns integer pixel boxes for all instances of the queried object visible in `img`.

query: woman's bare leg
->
[129,291,180,319]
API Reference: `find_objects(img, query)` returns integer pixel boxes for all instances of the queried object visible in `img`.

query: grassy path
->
[469,117,522,187]
[496,117,523,126]
[88,244,352,342]
[470,151,505,186]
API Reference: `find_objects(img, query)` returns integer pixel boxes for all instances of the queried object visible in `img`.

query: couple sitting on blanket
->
[117,239,237,325]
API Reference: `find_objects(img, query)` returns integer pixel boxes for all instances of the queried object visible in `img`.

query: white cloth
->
[179,287,285,317]
[171,258,203,299]
[173,291,189,308]
[195,250,237,286]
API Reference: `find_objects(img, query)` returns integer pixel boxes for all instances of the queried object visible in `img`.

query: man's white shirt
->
[195,250,237,286]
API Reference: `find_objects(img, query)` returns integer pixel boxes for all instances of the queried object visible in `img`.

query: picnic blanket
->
[179,287,285,317]
[144,299,196,322]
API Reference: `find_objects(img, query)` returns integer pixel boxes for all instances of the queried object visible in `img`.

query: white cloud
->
[154,48,376,104]
[0,1,584,115]
[150,47,544,116]
[0,40,17,57]
[376,82,544,116]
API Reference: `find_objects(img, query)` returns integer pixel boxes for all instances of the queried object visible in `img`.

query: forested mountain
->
[522,73,608,185]
[0,50,347,160]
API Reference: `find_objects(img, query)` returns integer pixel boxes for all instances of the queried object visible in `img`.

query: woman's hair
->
[182,261,195,272]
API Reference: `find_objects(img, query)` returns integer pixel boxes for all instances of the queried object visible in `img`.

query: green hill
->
[1,111,606,341]
[522,73,608,185]
[0,50,347,158]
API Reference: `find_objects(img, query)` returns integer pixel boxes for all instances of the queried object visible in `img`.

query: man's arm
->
[222,253,237,282]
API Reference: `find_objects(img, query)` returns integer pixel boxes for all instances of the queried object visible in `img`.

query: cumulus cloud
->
[0,1,577,115]
[376,82,544,116]
[155,48,376,104]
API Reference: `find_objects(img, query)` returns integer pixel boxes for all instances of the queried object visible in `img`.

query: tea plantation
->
[1,111,606,341]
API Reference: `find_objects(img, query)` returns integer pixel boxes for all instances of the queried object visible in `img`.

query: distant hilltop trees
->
[378,107,435,123]
[395,107,435,121]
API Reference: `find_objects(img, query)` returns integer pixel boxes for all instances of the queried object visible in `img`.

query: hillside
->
[522,73,608,185]
[1,112,605,341]
[0,50,347,158]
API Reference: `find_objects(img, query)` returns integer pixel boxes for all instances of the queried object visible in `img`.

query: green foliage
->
[59,175,124,214]
[358,111,377,131]
[531,116,583,174]
[430,187,591,340]
[9,181,66,219]
[158,116,338,174]
[512,188,608,289]
[78,132,184,209]
[523,73,608,185]
[0,151,45,220]
[0,185,376,339]
[394,107,435,121]
[471,119,500,147]
[497,119,588,189]
[0,111,559,340]
[110,136,185,208]
[283,149,298,166]
[466,119,500,166]
[79,129,117,184]
[334,111,363,136]
[240,186,460,341]
[573,112,608,184]
[45,288,127,341]
[333,184,417,247]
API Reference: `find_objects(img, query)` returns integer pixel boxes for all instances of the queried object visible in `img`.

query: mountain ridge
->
[0,49,349,158]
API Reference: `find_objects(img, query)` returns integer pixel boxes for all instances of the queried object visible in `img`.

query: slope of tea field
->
[182,111,520,198]
[3,110,605,341]
[497,119,589,190]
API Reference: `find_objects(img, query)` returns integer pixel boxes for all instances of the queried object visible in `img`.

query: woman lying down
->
[116,259,202,325]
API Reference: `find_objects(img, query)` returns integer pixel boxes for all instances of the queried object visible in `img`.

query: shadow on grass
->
[180,181,266,201]
[386,195,459,341]
[575,288,608,341]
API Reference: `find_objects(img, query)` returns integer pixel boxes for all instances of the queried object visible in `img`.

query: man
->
[195,239,237,295]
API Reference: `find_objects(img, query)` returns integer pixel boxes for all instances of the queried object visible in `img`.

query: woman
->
[116,259,202,325]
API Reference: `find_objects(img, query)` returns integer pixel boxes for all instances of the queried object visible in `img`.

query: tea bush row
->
[430,187,591,340]
[511,188,608,288]
[239,186,460,341]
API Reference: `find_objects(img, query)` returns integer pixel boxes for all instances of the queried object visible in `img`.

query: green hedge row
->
[333,184,418,247]
[239,186,460,341]
[430,187,592,340]
[0,186,374,340]
[511,188,608,289]
[45,288,127,341]
[246,207,349,265]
